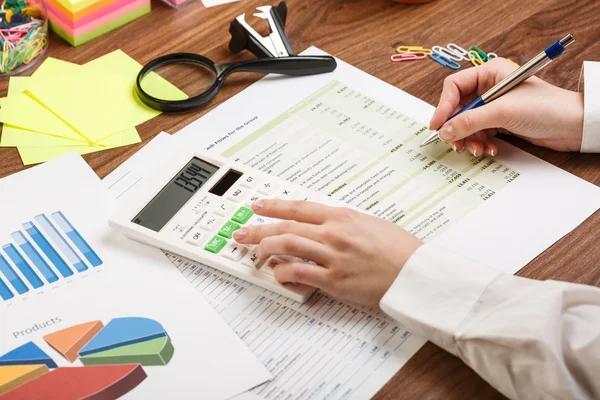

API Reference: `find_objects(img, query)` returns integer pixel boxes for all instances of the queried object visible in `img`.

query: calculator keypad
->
[173,168,320,301]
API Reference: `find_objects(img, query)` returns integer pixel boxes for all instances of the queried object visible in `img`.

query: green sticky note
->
[16,128,141,165]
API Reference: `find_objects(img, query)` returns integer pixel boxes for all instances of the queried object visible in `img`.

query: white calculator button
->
[274,186,295,200]
[243,193,269,208]
[260,256,286,276]
[214,200,236,217]
[247,214,272,226]
[226,187,250,203]
[221,242,248,262]
[257,181,279,196]
[241,248,263,269]
[240,175,260,189]
[294,190,319,202]
[185,231,206,247]
[198,214,224,232]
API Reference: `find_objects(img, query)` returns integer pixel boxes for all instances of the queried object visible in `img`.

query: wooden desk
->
[1,0,599,398]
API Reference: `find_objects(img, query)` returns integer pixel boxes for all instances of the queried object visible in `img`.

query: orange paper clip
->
[391,52,428,62]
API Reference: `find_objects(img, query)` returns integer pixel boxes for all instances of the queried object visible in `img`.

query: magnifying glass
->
[135,53,337,113]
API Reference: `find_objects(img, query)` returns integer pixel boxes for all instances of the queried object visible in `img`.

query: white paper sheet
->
[103,47,600,400]
[201,0,239,8]
[0,153,271,399]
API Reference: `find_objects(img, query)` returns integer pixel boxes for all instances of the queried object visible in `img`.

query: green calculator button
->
[231,206,254,224]
[218,220,241,239]
[204,235,227,253]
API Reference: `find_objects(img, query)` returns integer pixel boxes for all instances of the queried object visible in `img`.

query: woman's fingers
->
[257,234,334,266]
[234,221,322,245]
[273,262,330,288]
[251,199,333,225]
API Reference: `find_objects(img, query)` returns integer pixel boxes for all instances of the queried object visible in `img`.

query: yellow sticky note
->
[84,50,188,102]
[0,76,90,143]
[26,68,159,143]
[1,124,129,148]
[17,127,141,165]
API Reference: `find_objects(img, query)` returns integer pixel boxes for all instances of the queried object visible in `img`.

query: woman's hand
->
[430,58,584,157]
[233,199,423,307]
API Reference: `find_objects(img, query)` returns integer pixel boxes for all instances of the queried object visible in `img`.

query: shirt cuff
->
[581,61,600,153]
[379,244,502,355]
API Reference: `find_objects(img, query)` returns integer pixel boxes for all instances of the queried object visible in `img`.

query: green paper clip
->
[469,46,489,62]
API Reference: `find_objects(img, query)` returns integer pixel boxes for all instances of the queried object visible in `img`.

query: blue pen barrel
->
[448,97,486,121]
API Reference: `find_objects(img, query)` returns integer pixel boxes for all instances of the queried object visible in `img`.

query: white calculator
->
[109,149,336,303]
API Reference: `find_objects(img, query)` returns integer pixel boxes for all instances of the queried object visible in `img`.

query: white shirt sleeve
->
[580,61,600,153]
[380,244,600,400]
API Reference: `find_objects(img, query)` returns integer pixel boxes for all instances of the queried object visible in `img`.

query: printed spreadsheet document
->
[105,48,600,400]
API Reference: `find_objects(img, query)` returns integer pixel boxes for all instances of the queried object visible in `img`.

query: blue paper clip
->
[430,52,461,70]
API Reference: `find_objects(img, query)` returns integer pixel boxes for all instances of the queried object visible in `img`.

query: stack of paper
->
[0,49,186,165]
[45,0,151,46]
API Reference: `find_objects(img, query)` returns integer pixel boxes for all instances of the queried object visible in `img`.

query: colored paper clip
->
[391,52,427,62]
[430,52,460,70]
[468,50,484,66]
[396,45,432,54]
[432,45,464,61]
[469,45,489,62]
[487,52,498,59]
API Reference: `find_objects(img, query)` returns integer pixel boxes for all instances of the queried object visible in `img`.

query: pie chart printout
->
[0,317,174,399]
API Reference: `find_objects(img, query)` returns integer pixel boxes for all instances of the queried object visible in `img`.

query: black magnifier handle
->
[216,55,337,82]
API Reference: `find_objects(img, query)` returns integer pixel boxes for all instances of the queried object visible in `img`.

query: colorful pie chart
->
[0,317,174,399]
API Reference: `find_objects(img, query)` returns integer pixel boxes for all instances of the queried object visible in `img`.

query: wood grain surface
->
[1,0,599,398]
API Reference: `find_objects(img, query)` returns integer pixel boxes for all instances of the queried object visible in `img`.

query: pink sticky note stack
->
[43,0,150,46]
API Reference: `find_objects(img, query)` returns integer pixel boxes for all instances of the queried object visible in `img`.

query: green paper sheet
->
[17,127,141,165]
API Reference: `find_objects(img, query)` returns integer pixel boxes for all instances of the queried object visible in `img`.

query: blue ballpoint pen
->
[420,34,576,148]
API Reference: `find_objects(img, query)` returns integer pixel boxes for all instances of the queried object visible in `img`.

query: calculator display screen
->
[132,157,219,232]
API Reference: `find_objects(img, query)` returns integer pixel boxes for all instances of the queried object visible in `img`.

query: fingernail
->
[490,149,496,156]
[452,144,457,152]
[233,228,247,241]
[471,147,478,157]
[252,199,265,211]
[439,125,455,141]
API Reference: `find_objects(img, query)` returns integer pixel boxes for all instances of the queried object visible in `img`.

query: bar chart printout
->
[0,211,103,302]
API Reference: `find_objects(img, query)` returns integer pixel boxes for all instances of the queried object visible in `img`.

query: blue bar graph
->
[52,212,103,267]
[2,244,43,289]
[11,231,59,283]
[0,211,103,301]
[34,215,88,273]
[0,254,28,294]
[23,222,74,278]
[0,276,13,301]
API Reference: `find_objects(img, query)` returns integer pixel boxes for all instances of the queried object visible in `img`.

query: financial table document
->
[106,48,600,399]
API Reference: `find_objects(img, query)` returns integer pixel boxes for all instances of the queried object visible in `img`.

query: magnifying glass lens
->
[139,61,217,101]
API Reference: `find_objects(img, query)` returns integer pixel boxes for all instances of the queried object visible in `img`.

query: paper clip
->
[432,45,464,61]
[487,52,498,59]
[447,43,469,59]
[468,50,484,66]
[469,46,489,62]
[391,52,427,62]
[396,45,432,54]
[430,52,461,70]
